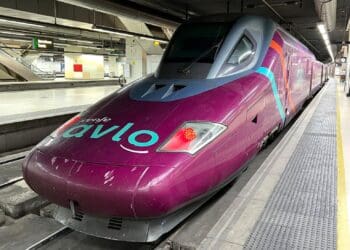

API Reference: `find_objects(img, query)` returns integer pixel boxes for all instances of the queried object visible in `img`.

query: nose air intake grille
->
[142,83,186,98]
[70,200,84,221]
[173,84,186,91]
[73,210,84,221]
[108,217,123,230]
[155,84,166,90]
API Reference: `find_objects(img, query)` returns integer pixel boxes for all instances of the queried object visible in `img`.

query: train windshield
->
[163,22,231,63]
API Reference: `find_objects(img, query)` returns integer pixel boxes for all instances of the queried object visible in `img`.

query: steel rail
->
[25,227,73,250]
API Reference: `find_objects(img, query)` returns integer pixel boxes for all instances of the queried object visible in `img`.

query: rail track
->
[0,123,290,250]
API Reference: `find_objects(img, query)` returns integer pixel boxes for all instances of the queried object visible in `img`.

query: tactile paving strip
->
[244,84,337,249]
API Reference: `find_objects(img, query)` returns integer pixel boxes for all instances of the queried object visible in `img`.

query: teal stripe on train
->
[256,67,286,121]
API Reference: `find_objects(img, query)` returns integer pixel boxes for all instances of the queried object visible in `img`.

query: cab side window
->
[227,36,254,66]
[217,35,256,77]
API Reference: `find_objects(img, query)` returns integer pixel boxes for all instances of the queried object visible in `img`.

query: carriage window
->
[227,36,254,65]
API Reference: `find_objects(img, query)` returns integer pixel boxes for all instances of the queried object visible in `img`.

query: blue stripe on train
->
[256,67,286,122]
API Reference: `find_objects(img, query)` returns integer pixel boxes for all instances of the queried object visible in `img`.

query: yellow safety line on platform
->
[337,89,350,249]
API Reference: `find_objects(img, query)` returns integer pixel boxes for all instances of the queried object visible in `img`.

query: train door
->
[301,57,310,102]
[286,50,303,111]
[289,53,309,107]
[254,56,286,152]
[284,50,294,118]
[258,48,287,138]
[288,53,298,105]
[308,60,313,97]
[276,52,288,126]
[241,79,267,158]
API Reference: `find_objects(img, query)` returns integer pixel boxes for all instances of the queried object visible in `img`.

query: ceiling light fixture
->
[0,30,26,36]
[38,39,52,45]
[54,44,66,48]
[317,23,334,62]
[92,25,133,37]
[317,23,327,34]
[0,18,45,28]
[54,42,100,50]
[54,42,67,47]
[139,36,168,44]
[92,25,169,43]
[58,38,95,44]
[0,37,30,42]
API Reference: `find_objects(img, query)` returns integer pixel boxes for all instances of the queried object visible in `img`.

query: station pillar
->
[107,56,118,78]
[124,38,147,83]
[64,46,104,80]
[347,32,350,96]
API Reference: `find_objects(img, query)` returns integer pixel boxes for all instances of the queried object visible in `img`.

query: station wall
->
[64,53,104,80]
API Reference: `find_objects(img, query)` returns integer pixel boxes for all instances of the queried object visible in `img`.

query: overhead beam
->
[261,0,321,56]
[56,0,181,29]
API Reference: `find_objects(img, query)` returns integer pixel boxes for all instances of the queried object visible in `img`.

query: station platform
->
[198,79,347,249]
[159,78,350,249]
[0,85,120,153]
[0,78,124,92]
[0,85,119,125]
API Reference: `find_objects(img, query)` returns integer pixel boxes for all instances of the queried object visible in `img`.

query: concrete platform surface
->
[0,79,123,92]
[0,209,4,226]
[39,230,154,250]
[0,85,120,125]
[0,149,28,164]
[0,159,23,187]
[40,204,58,219]
[0,214,63,250]
[0,180,49,218]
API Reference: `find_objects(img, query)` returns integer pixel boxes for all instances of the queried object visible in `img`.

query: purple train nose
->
[23,149,189,218]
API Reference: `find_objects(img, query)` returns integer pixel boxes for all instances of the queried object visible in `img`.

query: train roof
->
[186,14,316,60]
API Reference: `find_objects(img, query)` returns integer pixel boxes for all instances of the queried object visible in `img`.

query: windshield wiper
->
[177,40,223,74]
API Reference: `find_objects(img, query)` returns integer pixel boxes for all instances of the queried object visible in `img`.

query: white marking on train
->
[120,144,149,154]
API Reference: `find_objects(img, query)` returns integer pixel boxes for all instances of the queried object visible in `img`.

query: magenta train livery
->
[23,15,328,242]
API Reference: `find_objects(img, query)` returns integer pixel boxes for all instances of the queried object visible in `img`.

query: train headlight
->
[33,115,80,149]
[50,114,81,138]
[158,122,226,154]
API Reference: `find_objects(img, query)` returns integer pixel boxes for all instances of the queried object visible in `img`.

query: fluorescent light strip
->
[0,37,30,42]
[93,25,169,43]
[54,42,100,49]
[93,27,133,37]
[58,38,95,44]
[317,23,334,61]
[140,36,168,44]
[55,42,67,47]
[38,39,52,45]
[79,45,100,49]
[0,30,26,36]
[0,18,45,28]
[317,23,327,34]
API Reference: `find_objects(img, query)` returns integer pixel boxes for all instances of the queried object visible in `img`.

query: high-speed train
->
[23,15,327,242]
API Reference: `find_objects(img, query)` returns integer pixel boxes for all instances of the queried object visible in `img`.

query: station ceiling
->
[112,0,350,61]
[0,0,347,61]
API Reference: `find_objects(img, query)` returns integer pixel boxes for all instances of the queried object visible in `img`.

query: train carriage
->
[23,15,325,242]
